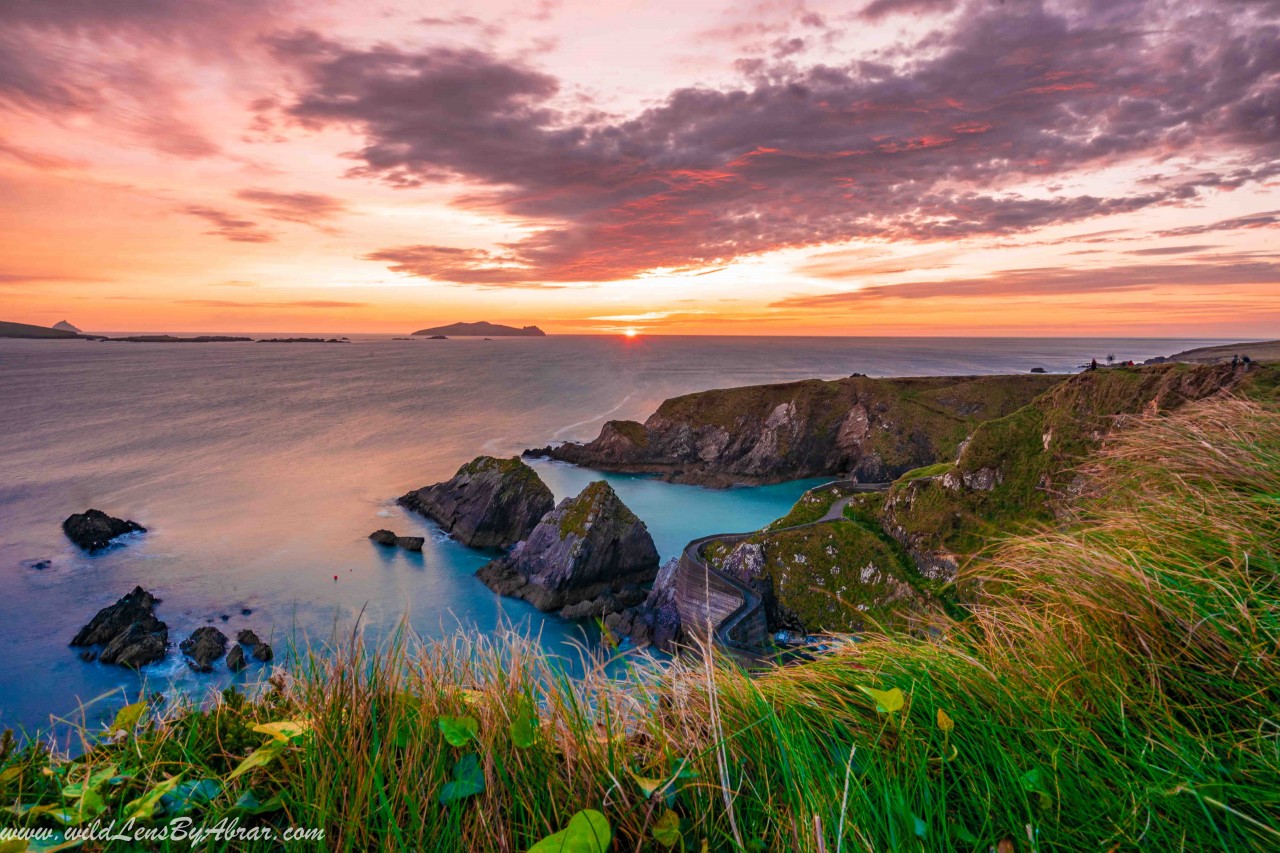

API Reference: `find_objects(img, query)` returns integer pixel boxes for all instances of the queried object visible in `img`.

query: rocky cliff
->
[530,374,1063,487]
[399,456,554,549]
[476,481,659,616]
[879,362,1277,582]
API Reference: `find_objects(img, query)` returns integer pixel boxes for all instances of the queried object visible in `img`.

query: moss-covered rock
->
[880,362,1279,581]
[398,456,554,549]
[477,480,659,615]
[531,374,1062,487]
[706,520,926,633]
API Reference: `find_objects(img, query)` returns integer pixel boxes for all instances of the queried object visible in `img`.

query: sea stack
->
[476,481,659,616]
[62,509,146,551]
[398,456,554,549]
[70,586,168,668]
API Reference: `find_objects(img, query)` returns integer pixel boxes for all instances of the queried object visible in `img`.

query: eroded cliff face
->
[530,374,1064,487]
[399,456,554,549]
[476,481,659,616]
[879,362,1271,583]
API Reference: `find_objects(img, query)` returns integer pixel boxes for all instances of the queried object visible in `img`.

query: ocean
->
[0,334,1231,735]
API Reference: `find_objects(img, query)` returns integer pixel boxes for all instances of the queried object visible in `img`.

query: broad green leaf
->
[936,708,954,733]
[652,809,681,848]
[0,840,27,853]
[123,774,184,821]
[161,778,222,816]
[226,742,282,781]
[251,720,312,742]
[110,702,146,733]
[629,769,667,799]
[510,698,539,749]
[60,764,117,798]
[438,754,485,806]
[0,765,24,785]
[857,685,905,713]
[527,809,612,853]
[438,715,479,747]
[230,790,284,816]
[1020,768,1052,809]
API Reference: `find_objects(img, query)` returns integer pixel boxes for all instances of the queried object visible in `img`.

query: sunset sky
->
[0,0,1277,335]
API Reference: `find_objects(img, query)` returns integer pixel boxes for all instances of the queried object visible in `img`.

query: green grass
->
[765,483,859,530]
[3,398,1279,850]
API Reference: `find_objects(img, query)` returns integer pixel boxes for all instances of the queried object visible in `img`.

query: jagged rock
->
[605,558,684,651]
[369,530,425,551]
[180,626,228,672]
[398,456,554,548]
[227,645,247,672]
[529,374,1062,487]
[251,641,273,662]
[71,586,168,668]
[62,509,146,551]
[369,529,397,546]
[237,629,261,646]
[477,481,659,612]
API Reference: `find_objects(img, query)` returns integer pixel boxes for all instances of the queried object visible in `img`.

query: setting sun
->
[624,328,638,338]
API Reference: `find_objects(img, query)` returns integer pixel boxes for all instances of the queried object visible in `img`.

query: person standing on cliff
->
[1089,358,1099,371]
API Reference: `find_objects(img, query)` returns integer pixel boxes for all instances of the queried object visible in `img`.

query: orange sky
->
[0,0,1277,336]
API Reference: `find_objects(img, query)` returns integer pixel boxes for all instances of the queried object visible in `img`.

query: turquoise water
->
[0,334,1230,735]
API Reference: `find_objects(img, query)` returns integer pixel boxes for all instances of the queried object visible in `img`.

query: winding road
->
[675,480,889,653]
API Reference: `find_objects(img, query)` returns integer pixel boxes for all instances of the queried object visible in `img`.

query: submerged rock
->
[476,481,659,613]
[62,509,146,551]
[369,529,425,551]
[180,626,228,672]
[70,586,168,668]
[398,456,554,549]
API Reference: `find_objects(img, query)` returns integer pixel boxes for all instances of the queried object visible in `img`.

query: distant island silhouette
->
[412,321,545,337]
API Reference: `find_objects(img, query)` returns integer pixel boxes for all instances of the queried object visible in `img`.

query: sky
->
[0,0,1277,336]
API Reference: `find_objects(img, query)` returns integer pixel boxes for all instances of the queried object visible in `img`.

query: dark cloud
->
[363,245,566,288]
[1157,210,1280,237]
[274,0,1280,285]
[235,189,348,228]
[772,261,1280,307]
[858,0,957,22]
[181,206,275,243]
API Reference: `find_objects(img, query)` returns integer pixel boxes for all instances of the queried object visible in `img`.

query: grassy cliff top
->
[4,398,1276,850]
[652,373,1064,430]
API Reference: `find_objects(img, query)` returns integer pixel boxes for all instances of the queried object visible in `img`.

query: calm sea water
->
[0,334,1231,735]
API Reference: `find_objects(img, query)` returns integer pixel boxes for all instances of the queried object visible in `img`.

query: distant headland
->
[412,321,546,337]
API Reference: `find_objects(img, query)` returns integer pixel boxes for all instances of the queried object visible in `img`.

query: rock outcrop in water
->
[398,456,554,548]
[70,586,168,668]
[180,626,228,672]
[236,629,273,662]
[369,529,425,551]
[528,374,1063,487]
[412,321,545,337]
[476,481,659,615]
[62,509,146,551]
